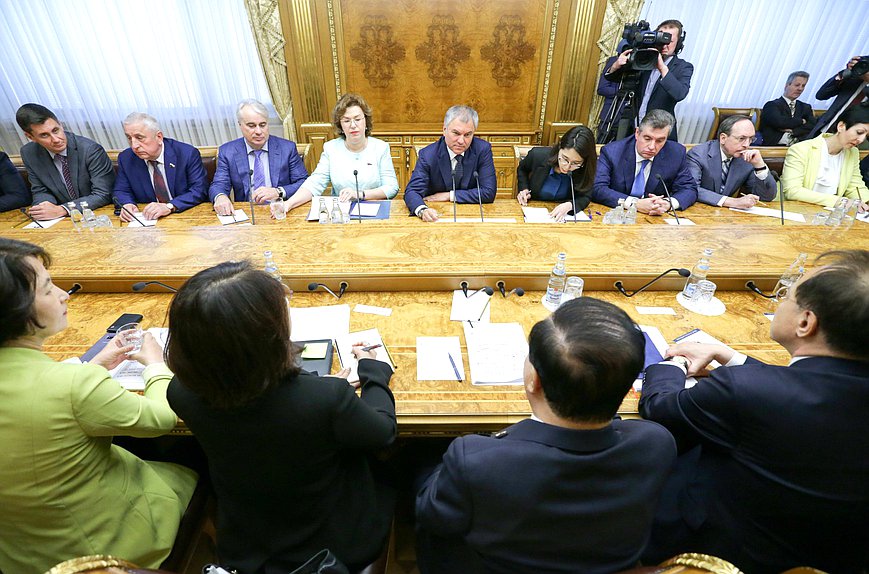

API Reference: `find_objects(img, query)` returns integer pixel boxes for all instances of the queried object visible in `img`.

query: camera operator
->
[605,19,693,142]
[809,55,869,139]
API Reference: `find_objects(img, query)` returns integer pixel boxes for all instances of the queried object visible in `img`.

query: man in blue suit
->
[209,99,308,216]
[593,109,696,215]
[415,297,676,574]
[640,249,869,573]
[114,113,207,222]
[687,115,776,209]
[404,105,496,221]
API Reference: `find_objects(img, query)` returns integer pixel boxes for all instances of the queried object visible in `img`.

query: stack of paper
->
[450,289,492,322]
[521,206,590,223]
[462,322,527,385]
[335,327,395,383]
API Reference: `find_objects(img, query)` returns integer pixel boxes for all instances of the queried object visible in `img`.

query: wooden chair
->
[512,144,535,197]
[707,107,759,141]
[615,552,745,574]
[44,555,172,574]
[812,109,827,118]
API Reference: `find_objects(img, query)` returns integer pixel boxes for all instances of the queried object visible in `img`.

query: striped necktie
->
[252,149,266,190]
[720,159,731,194]
[57,154,78,199]
[149,160,171,203]
[453,154,464,189]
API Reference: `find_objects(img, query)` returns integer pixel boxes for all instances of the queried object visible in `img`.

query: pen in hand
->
[361,344,382,352]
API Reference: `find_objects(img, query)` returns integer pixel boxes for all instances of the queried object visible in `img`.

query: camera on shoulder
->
[620,20,671,72]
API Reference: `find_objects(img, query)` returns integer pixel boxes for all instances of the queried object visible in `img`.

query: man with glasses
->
[639,250,869,573]
[686,115,776,209]
[592,109,696,216]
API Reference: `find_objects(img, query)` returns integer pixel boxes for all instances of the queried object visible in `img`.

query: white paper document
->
[857,212,869,224]
[349,202,381,217]
[335,328,395,383]
[217,209,250,225]
[307,197,350,221]
[450,289,492,322]
[521,207,590,223]
[728,206,805,222]
[416,337,465,381]
[290,304,351,341]
[109,328,170,391]
[25,217,65,229]
[127,217,157,227]
[353,304,392,316]
[462,322,527,385]
[663,217,695,225]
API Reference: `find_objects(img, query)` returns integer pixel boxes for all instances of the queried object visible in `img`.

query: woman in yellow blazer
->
[0,239,197,573]
[781,106,869,208]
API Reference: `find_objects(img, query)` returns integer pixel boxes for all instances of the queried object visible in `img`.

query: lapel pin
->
[169,163,176,168]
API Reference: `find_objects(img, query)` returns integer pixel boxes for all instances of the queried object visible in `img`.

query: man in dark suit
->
[809,56,869,138]
[403,105,496,221]
[640,249,869,573]
[687,115,776,208]
[604,19,693,141]
[759,71,817,145]
[15,103,114,220]
[114,113,207,222]
[209,99,308,216]
[0,151,29,212]
[415,297,676,574]
[593,109,697,215]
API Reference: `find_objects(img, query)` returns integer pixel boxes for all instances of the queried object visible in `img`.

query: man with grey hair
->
[209,99,308,216]
[403,105,496,221]
[759,71,817,145]
[688,114,776,208]
[114,112,207,221]
[592,109,696,215]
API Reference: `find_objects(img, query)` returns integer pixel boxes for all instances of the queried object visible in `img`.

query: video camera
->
[620,21,672,72]
[842,56,869,80]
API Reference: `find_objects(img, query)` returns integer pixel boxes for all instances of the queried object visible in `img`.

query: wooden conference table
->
[2,198,865,435]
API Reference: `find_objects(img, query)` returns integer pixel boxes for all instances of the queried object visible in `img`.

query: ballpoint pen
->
[448,353,463,381]
[361,344,382,352]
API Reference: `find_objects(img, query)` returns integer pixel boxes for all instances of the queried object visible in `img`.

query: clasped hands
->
[664,342,737,377]
[636,194,673,216]
[213,186,282,216]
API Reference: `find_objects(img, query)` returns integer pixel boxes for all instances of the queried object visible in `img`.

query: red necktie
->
[149,160,171,202]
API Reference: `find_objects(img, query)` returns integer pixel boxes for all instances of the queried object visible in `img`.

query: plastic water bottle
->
[318,198,329,224]
[603,202,625,224]
[682,248,713,300]
[623,197,638,225]
[543,252,567,310]
[330,198,342,224]
[80,201,96,229]
[774,252,807,299]
[263,251,282,283]
[826,198,848,226]
[67,202,83,231]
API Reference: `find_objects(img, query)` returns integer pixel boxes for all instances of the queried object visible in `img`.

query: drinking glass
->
[561,277,584,303]
[117,323,144,355]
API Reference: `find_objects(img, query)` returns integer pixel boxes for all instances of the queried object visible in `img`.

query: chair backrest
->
[708,107,760,141]
[812,109,827,118]
[513,145,535,196]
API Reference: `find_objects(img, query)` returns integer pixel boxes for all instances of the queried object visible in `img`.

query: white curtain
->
[0,0,274,153]
[639,0,869,143]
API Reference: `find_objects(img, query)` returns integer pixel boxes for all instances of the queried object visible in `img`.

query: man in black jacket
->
[758,71,817,145]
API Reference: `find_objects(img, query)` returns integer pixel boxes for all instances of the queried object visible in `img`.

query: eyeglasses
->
[558,154,584,168]
[728,135,754,144]
[340,117,363,126]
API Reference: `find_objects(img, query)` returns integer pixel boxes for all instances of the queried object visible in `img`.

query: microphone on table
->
[745,281,778,299]
[19,207,44,228]
[769,170,784,226]
[307,281,349,299]
[451,165,458,222]
[354,169,362,223]
[132,281,178,293]
[474,170,484,222]
[460,281,494,298]
[497,281,525,298]
[569,175,578,223]
[614,268,691,297]
[66,283,82,296]
[248,169,256,225]
[113,198,146,226]
[655,175,680,225]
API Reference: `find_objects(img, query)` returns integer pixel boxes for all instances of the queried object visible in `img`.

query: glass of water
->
[117,323,144,355]
[561,276,585,303]
[697,280,717,303]
[269,200,287,221]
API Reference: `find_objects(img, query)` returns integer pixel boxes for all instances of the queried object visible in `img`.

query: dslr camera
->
[842,56,869,80]
[620,21,672,72]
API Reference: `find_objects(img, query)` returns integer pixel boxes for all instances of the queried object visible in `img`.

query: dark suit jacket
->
[808,73,867,138]
[759,97,817,145]
[403,137,496,214]
[605,56,694,141]
[167,359,396,574]
[640,357,869,574]
[0,151,29,212]
[208,136,308,202]
[686,140,777,205]
[20,132,114,209]
[415,418,676,574]
[592,136,697,209]
[516,146,592,212]
[113,138,207,212]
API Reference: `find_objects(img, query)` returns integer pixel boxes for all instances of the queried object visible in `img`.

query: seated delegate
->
[0,238,197,573]
[516,125,597,221]
[782,106,869,209]
[166,261,397,572]
[0,150,29,212]
[279,93,398,214]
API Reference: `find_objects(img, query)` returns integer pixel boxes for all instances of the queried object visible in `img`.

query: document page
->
[462,322,527,385]
[450,289,492,322]
[290,304,351,341]
[335,328,395,383]
[109,328,170,391]
[416,336,465,381]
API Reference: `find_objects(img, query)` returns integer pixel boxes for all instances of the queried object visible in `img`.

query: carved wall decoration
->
[349,16,406,88]
[404,88,423,122]
[414,15,471,88]
[480,16,536,88]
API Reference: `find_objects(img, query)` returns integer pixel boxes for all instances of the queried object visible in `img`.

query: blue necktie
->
[252,149,266,192]
[630,160,650,198]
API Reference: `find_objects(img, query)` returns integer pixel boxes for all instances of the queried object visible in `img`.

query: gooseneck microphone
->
[460,281,493,298]
[497,281,525,298]
[569,175,577,223]
[19,207,44,228]
[307,281,349,299]
[473,170,484,222]
[614,268,691,297]
[745,281,778,299]
[66,283,82,295]
[248,169,256,225]
[769,170,784,226]
[113,198,146,226]
[132,281,178,293]
[656,175,680,225]
[354,169,362,223]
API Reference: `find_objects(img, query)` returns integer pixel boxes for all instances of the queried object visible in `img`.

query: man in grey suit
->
[15,103,114,220]
[686,115,776,209]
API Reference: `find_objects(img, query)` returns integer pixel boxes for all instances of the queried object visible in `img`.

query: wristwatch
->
[753,165,767,172]
[277,187,286,199]
[166,203,176,213]
[669,356,690,370]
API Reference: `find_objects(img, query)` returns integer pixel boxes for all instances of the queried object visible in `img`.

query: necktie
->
[149,160,171,203]
[453,154,464,189]
[252,149,266,192]
[720,159,731,194]
[788,100,796,117]
[630,160,649,198]
[57,154,78,199]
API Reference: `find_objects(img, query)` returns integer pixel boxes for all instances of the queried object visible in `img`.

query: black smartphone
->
[106,313,144,333]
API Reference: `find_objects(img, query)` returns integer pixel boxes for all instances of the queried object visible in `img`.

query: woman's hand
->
[549,201,573,222]
[90,336,136,370]
[351,342,378,361]
[516,189,531,206]
[338,188,360,203]
[128,332,165,366]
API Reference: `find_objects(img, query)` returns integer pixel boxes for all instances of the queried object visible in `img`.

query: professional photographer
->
[809,55,869,138]
[603,19,693,142]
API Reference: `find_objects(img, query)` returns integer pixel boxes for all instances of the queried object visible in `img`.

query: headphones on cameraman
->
[658,19,687,55]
